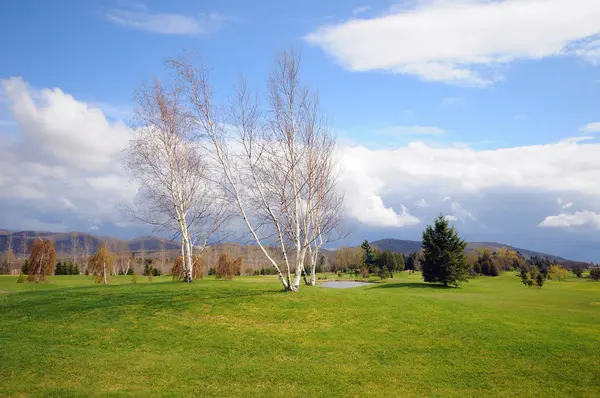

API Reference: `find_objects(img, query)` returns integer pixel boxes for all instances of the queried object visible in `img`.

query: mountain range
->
[0,230,593,268]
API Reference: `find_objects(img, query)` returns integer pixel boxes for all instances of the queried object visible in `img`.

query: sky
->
[1,0,600,261]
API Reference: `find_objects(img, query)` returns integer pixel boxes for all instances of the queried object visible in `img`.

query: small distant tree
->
[1,232,16,275]
[477,249,500,276]
[377,250,397,279]
[519,266,545,289]
[421,215,469,287]
[21,259,29,275]
[172,254,204,281]
[27,239,57,282]
[405,252,420,271]
[88,244,115,284]
[572,268,583,278]
[590,268,600,281]
[360,240,376,273]
[215,252,242,280]
[395,252,405,271]
[549,264,568,281]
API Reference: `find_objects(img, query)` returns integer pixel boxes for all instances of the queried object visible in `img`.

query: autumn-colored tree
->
[496,247,519,271]
[171,254,204,282]
[27,239,57,282]
[215,252,242,281]
[549,264,568,281]
[88,244,115,284]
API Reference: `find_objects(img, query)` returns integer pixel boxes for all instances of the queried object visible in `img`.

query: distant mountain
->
[0,230,179,257]
[371,238,587,267]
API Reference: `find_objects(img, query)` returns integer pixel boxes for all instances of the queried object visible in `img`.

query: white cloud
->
[444,215,458,222]
[105,6,234,36]
[378,125,446,136]
[415,198,428,208]
[338,146,420,228]
[306,0,600,86]
[580,122,600,134]
[352,6,370,16]
[560,136,595,144]
[0,77,137,231]
[337,138,600,239]
[538,211,600,229]
[450,200,476,223]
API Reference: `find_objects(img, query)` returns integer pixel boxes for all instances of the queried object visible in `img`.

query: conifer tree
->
[421,215,469,287]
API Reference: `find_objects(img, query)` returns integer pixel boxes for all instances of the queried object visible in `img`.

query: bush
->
[21,259,29,275]
[215,253,242,281]
[572,268,583,278]
[144,264,162,277]
[28,239,56,282]
[17,274,25,283]
[549,264,568,281]
[590,268,600,281]
[208,267,216,276]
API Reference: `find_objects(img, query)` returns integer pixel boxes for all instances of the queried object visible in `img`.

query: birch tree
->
[125,79,229,283]
[71,232,79,269]
[83,234,91,273]
[171,49,343,291]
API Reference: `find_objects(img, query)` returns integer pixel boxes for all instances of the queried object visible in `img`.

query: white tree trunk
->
[103,261,107,285]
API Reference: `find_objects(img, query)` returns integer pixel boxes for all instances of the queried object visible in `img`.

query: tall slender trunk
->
[103,261,107,284]
[184,235,193,282]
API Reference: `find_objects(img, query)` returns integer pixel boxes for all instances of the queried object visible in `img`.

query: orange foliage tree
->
[27,239,56,282]
[215,252,242,281]
[88,244,115,284]
[171,255,204,282]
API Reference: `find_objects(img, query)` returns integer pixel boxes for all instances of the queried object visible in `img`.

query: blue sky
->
[2,0,600,261]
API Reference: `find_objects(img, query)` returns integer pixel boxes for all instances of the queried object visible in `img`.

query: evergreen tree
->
[421,215,469,287]
[378,250,397,277]
[395,252,405,271]
[477,249,500,276]
[360,240,376,273]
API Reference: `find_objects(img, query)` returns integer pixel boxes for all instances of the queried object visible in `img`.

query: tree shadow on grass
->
[369,282,458,290]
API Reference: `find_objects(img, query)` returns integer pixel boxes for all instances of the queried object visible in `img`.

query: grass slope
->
[1,273,599,397]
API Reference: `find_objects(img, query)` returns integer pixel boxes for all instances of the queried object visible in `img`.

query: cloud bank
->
[2,78,600,259]
[306,0,600,86]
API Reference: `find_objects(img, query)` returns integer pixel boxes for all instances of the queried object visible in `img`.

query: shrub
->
[131,273,137,284]
[590,268,600,281]
[144,264,162,277]
[27,239,56,283]
[572,268,583,278]
[208,267,216,276]
[21,259,29,275]
[171,255,204,282]
[88,244,115,284]
[549,264,568,281]
[17,274,25,283]
[215,253,242,281]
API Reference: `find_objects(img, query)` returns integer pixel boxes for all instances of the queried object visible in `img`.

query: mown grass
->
[1,272,599,397]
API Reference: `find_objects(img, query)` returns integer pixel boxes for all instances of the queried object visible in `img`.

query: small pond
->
[319,281,372,289]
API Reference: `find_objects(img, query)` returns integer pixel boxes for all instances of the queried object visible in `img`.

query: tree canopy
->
[421,215,469,287]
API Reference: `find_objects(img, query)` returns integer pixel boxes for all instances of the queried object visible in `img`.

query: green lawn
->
[1,272,599,397]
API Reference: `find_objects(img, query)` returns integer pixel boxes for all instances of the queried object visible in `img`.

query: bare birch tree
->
[83,234,91,273]
[21,232,28,261]
[172,48,343,291]
[71,232,79,269]
[125,79,229,282]
[159,240,167,273]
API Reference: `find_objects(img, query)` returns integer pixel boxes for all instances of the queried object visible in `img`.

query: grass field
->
[1,272,600,397]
